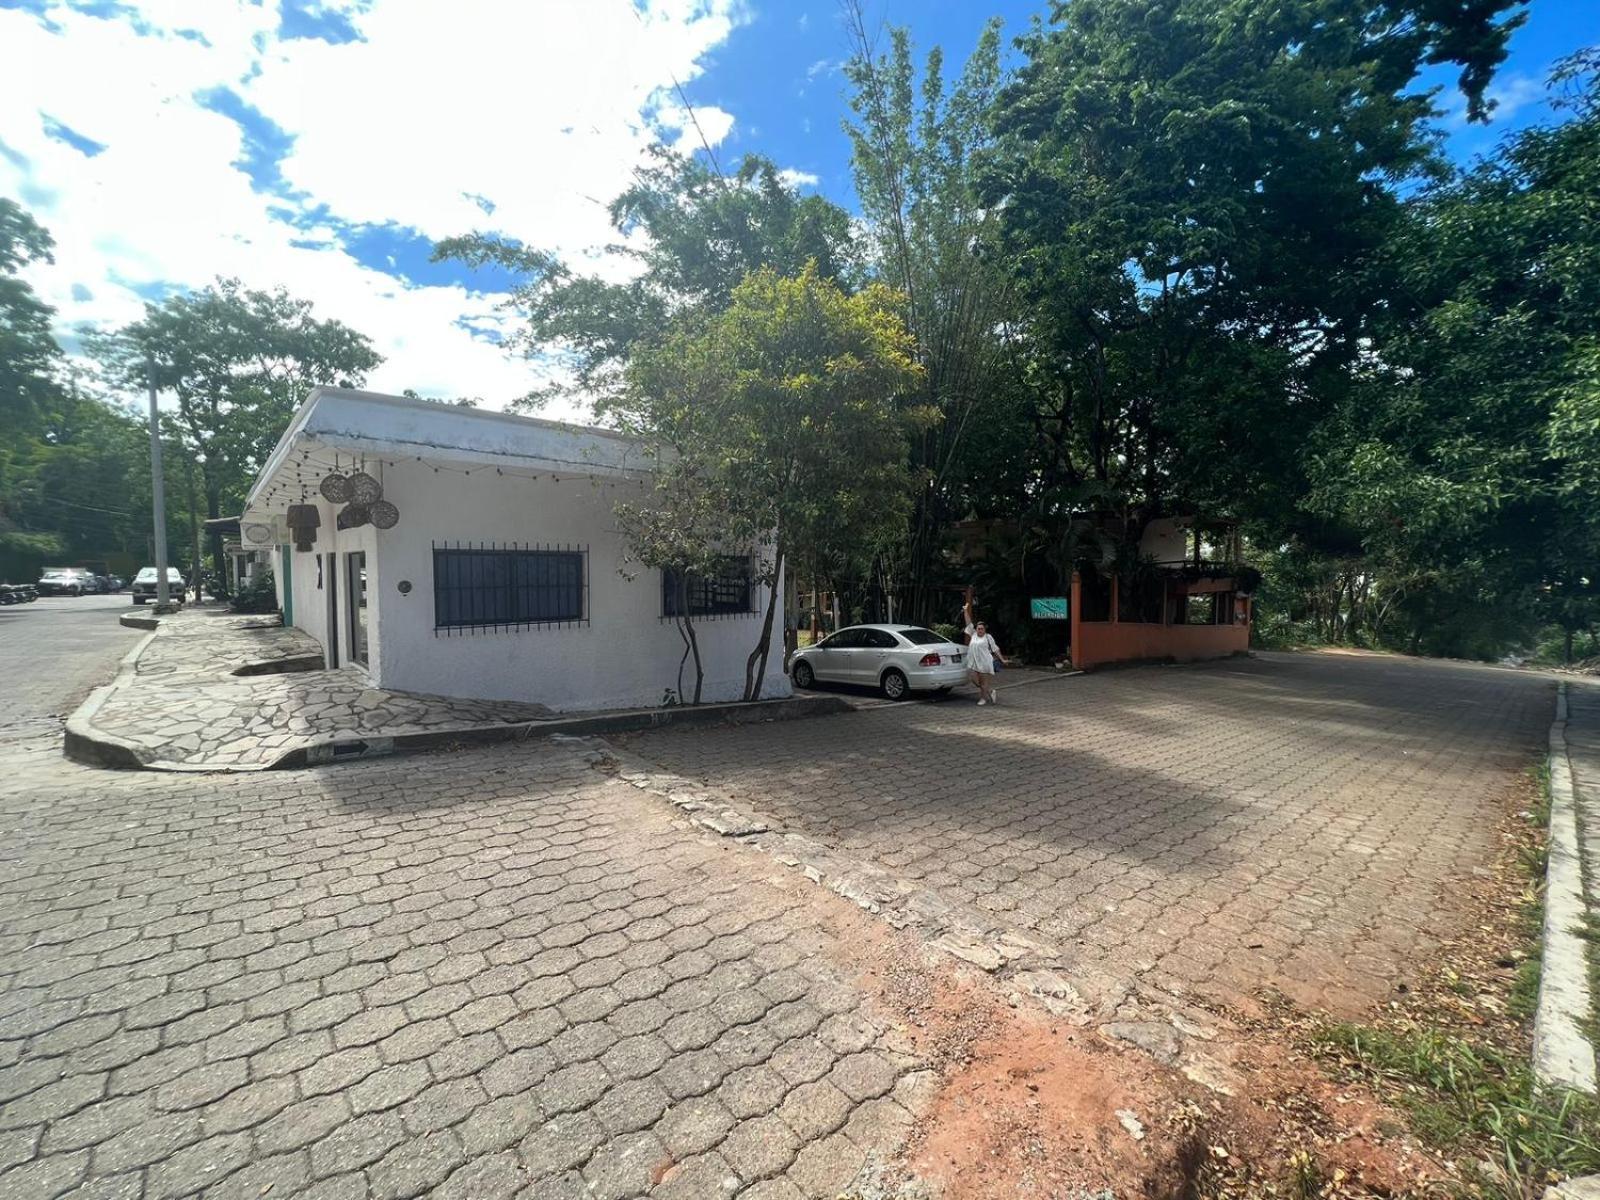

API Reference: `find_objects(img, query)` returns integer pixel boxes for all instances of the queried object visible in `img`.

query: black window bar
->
[433,541,589,635]
[661,555,755,620]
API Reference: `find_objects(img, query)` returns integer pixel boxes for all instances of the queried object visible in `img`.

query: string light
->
[252,449,643,508]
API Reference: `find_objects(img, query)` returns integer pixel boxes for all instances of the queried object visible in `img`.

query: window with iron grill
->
[662,556,753,617]
[433,545,586,631]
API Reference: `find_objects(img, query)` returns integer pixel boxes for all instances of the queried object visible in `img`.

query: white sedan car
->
[789,624,969,700]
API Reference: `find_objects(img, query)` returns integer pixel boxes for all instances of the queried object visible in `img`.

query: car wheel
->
[792,660,815,689]
[881,668,909,700]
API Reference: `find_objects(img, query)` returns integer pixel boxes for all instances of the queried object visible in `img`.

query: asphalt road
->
[0,593,142,747]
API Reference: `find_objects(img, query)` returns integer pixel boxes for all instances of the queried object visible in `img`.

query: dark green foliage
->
[842,6,1027,620]
[0,199,63,429]
[89,279,382,586]
[1313,1024,1600,1196]
[436,149,860,410]
[229,568,279,615]
[1302,53,1600,658]
[982,0,1523,525]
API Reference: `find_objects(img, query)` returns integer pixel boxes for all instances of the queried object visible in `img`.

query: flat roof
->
[246,387,654,512]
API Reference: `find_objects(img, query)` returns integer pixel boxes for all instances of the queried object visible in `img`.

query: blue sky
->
[1,0,1592,415]
[685,0,1591,202]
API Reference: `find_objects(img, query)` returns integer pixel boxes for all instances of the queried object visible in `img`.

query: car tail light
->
[919,653,941,666]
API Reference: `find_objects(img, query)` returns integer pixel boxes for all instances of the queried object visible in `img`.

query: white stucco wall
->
[358,460,789,711]
[281,499,380,673]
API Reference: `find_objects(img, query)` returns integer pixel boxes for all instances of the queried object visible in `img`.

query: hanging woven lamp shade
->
[369,500,399,529]
[319,473,351,503]
[285,503,321,529]
[337,504,370,530]
[347,472,382,505]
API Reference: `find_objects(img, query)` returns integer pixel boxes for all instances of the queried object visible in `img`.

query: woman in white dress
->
[963,591,1004,705]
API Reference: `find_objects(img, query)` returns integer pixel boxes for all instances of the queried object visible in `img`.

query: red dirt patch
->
[831,922,1446,1199]
[909,1000,1169,1198]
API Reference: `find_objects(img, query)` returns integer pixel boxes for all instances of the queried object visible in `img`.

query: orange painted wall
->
[1073,620,1248,669]
[1069,572,1250,670]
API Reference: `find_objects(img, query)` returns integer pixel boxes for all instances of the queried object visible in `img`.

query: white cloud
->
[0,0,747,420]
[777,167,819,189]
[1434,69,1549,130]
[1484,73,1547,122]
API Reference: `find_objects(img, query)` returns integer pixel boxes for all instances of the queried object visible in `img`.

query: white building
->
[244,387,789,711]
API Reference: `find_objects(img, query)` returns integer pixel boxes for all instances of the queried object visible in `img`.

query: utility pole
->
[146,354,172,612]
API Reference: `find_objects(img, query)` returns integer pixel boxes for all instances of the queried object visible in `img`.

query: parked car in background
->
[36,567,95,596]
[130,566,186,605]
[0,584,38,605]
[789,624,970,700]
[106,575,124,592]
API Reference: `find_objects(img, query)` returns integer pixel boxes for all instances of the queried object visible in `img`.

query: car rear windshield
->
[898,628,948,645]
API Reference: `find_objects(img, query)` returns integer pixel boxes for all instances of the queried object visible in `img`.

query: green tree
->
[0,202,176,584]
[842,6,1029,621]
[435,149,860,409]
[615,264,924,699]
[1306,51,1600,659]
[0,198,63,428]
[614,457,743,705]
[981,0,1527,549]
[90,279,382,585]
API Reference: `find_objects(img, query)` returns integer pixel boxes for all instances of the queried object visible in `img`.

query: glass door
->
[346,552,368,667]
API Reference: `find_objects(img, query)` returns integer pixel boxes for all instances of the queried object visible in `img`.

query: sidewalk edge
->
[1533,680,1598,1094]
[63,630,159,769]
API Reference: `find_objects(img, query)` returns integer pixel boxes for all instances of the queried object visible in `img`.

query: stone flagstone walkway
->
[75,608,556,769]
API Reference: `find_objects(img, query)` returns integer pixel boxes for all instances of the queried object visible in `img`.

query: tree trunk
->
[678,576,704,704]
[685,616,703,705]
[184,460,204,603]
[203,465,224,596]
[673,616,691,704]
[1565,627,1575,666]
[743,546,785,702]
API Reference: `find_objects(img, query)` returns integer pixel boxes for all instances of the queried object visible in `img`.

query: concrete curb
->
[63,630,160,769]
[272,694,853,770]
[118,612,160,631]
[1533,680,1598,1094]
[65,631,853,773]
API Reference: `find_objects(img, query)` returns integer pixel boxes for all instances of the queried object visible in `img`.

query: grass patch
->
[1311,1023,1600,1196]
[1510,761,1553,1023]
[1507,935,1544,1024]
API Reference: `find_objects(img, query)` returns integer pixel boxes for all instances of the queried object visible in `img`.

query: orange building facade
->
[1067,517,1252,671]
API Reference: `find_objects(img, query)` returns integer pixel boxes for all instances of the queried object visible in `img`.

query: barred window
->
[662,556,752,617]
[433,544,586,631]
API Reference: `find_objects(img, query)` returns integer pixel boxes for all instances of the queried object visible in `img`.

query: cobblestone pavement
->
[624,651,1555,1015]
[0,739,930,1199]
[85,608,554,768]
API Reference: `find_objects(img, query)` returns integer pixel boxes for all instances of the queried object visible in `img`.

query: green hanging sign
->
[1030,596,1069,620]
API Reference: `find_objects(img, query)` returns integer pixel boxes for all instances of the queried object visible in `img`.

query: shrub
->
[230,569,279,615]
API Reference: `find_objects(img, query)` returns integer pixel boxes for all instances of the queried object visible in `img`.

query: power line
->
[622,0,727,184]
[10,493,132,517]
